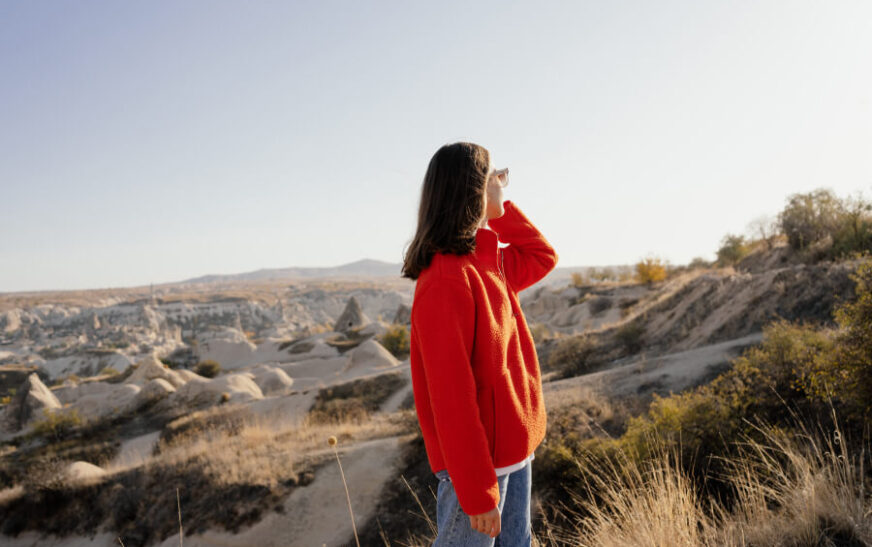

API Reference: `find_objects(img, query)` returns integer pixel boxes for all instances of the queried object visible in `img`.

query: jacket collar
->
[473,227,500,267]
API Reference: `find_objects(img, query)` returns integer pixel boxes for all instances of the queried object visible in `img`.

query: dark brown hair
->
[401,142,490,280]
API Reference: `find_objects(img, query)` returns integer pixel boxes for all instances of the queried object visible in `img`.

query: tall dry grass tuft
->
[565,440,718,547]
[717,415,872,545]
[551,414,872,546]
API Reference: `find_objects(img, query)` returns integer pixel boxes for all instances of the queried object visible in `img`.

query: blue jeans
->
[432,459,532,546]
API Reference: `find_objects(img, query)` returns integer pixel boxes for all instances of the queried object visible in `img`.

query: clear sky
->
[1,1,870,292]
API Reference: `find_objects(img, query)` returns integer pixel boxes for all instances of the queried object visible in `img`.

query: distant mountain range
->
[179,258,620,288]
[180,259,403,284]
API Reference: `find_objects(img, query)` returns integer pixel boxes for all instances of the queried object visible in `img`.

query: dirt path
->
[156,433,415,547]
[544,331,764,399]
[378,364,411,414]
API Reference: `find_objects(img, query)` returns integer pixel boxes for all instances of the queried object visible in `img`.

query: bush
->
[378,324,410,358]
[307,372,407,425]
[98,366,119,377]
[591,267,616,282]
[571,272,588,287]
[32,408,84,442]
[548,334,602,379]
[634,256,667,284]
[688,256,712,269]
[795,260,872,416]
[831,192,872,259]
[716,234,750,266]
[588,296,612,316]
[194,360,221,378]
[615,319,645,354]
[778,188,845,251]
[528,322,555,344]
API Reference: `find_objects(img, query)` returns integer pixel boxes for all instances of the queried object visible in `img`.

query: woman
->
[402,142,558,545]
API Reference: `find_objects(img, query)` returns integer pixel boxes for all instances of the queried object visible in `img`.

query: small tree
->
[778,188,844,250]
[547,334,601,379]
[194,360,222,378]
[616,319,646,355]
[747,214,779,250]
[688,256,711,270]
[831,191,872,259]
[716,234,750,266]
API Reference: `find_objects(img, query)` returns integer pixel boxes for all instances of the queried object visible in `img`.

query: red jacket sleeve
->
[487,199,559,292]
[411,276,500,515]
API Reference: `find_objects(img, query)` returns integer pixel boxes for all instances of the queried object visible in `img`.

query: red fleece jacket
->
[410,199,558,515]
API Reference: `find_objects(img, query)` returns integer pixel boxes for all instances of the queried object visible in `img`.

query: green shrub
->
[547,334,602,379]
[588,296,612,316]
[307,372,407,424]
[32,408,84,442]
[830,193,872,260]
[194,360,221,378]
[378,324,410,358]
[716,234,750,266]
[794,260,872,416]
[615,319,646,354]
[778,188,845,251]
[688,256,712,269]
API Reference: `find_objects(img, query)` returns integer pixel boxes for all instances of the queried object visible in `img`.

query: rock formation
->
[333,296,371,334]
[0,373,61,432]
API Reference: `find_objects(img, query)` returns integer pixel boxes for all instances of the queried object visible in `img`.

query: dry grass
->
[717,418,872,545]
[106,402,414,488]
[548,416,872,546]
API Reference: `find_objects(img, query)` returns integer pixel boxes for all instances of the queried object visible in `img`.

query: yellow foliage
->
[635,256,667,284]
[379,324,410,357]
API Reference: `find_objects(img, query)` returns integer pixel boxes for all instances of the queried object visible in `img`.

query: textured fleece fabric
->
[410,199,558,516]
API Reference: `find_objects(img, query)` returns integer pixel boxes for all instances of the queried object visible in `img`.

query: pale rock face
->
[248,365,294,395]
[167,373,264,409]
[176,369,204,382]
[334,296,371,334]
[358,321,389,338]
[283,338,341,363]
[347,339,398,372]
[2,309,22,334]
[278,356,348,379]
[125,353,186,388]
[196,327,257,370]
[250,338,298,364]
[521,290,570,319]
[0,373,61,432]
[67,383,142,422]
[65,461,106,482]
[40,351,133,381]
[393,303,411,325]
[133,378,176,408]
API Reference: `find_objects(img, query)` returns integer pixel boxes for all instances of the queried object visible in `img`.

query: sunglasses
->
[489,167,509,188]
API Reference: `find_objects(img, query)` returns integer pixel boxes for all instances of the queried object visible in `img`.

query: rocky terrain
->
[0,241,862,546]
